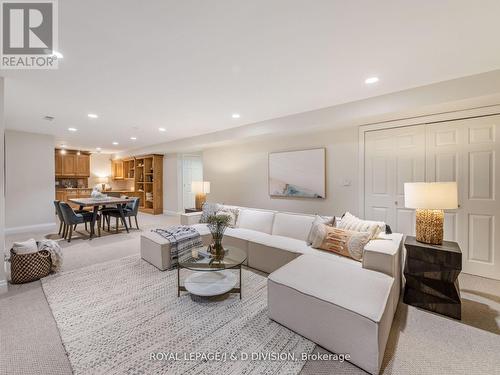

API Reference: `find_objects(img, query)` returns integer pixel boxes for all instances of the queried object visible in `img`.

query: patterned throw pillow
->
[199,202,220,223]
[306,215,335,245]
[216,207,240,227]
[312,225,371,261]
[336,212,385,239]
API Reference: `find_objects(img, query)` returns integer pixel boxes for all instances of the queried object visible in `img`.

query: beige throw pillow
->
[336,212,385,239]
[307,215,335,245]
[312,226,371,261]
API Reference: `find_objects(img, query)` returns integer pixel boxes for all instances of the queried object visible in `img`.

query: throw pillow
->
[199,202,220,223]
[306,215,335,245]
[216,207,240,227]
[12,239,38,255]
[336,212,385,239]
[312,226,371,261]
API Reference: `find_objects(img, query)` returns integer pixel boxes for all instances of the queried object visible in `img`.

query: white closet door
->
[182,155,203,210]
[426,115,500,280]
[364,125,426,234]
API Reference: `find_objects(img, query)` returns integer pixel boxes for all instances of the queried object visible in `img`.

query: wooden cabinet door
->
[112,160,124,180]
[76,154,90,176]
[62,154,77,176]
[55,190,65,202]
[55,153,63,176]
[77,189,92,198]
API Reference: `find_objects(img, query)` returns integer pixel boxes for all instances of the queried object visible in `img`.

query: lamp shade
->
[404,182,458,209]
[192,181,210,194]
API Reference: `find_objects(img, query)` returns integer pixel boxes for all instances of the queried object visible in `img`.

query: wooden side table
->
[403,235,462,319]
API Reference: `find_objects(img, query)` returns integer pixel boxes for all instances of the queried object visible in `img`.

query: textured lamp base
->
[195,193,206,211]
[416,209,444,245]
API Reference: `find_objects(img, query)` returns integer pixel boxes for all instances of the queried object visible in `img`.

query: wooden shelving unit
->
[134,154,163,214]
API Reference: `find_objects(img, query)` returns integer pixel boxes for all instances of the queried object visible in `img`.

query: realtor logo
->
[0,0,58,69]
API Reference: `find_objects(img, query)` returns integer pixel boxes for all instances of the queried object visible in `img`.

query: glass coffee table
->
[177,246,247,299]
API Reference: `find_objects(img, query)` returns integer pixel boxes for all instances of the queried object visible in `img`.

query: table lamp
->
[98,176,109,192]
[192,181,210,210]
[404,182,458,245]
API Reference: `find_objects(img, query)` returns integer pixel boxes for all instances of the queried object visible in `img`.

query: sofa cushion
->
[271,213,316,241]
[301,246,362,267]
[250,234,311,254]
[236,209,276,234]
[268,254,393,323]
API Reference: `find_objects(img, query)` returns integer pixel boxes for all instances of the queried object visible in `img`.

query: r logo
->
[2,2,53,54]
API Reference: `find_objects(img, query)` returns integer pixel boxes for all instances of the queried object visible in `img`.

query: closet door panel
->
[426,115,500,280]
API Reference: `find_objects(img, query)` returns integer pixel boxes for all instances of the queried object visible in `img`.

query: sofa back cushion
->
[237,209,276,234]
[272,213,316,241]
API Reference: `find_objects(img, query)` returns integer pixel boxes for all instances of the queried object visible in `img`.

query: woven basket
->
[10,248,52,284]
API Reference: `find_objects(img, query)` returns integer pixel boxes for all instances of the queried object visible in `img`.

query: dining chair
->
[59,202,102,242]
[53,200,66,237]
[102,197,140,232]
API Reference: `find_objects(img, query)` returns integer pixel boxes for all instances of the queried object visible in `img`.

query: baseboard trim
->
[5,222,56,235]
[163,210,181,217]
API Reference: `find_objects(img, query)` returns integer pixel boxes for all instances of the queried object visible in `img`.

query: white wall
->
[5,130,56,231]
[89,153,111,188]
[204,126,358,216]
[163,154,183,214]
[0,78,6,288]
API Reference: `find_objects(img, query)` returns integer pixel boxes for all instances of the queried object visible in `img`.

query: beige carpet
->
[1,213,500,375]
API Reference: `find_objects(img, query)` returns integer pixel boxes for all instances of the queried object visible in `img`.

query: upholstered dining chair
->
[102,197,140,232]
[53,200,65,237]
[59,202,101,242]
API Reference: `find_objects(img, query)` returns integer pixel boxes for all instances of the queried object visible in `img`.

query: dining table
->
[68,196,136,239]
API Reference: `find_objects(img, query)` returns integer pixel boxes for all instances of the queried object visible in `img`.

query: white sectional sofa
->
[140,205,403,374]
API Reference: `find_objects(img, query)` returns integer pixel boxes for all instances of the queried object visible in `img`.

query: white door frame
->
[358,104,500,219]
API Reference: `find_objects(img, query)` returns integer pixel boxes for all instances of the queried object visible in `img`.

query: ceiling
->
[3,0,500,153]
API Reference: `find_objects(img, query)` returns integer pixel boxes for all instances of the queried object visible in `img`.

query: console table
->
[403,236,462,319]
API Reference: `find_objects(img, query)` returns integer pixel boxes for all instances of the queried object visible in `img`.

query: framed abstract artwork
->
[269,148,326,198]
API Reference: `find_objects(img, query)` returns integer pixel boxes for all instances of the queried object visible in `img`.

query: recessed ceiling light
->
[365,76,379,84]
[130,136,137,140]
[158,127,166,132]
[232,113,241,119]
[68,127,77,132]
[88,113,98,119]
[112,142,119,145]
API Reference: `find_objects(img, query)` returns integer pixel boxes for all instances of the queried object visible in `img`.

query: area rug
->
[41,256,314,374]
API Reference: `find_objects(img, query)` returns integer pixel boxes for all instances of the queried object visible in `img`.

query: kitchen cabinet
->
[55,150,90,177]
[112,159,124,180]
[76,154,90,177]
[56,188,93,209]
[55,153,63,176]
[62,154,76,176]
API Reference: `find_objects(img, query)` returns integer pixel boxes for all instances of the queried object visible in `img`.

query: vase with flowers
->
[206,214,231,263]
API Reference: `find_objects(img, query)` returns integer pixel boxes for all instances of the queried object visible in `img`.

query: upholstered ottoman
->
[268,254,395,375]
[140,231,174,270]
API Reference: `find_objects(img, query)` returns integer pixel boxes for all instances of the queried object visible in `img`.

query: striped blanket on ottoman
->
[152,226,203,269]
